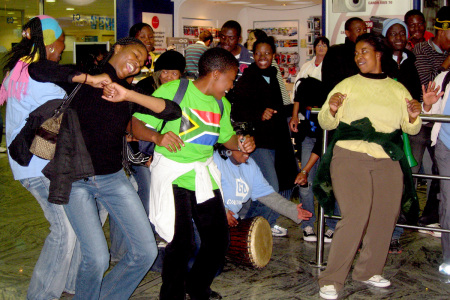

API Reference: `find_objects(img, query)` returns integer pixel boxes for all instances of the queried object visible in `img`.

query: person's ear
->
[114,44,123,55]
[22,28,31,40]
[212,70,220,80]
[344,30,350,38]
[239,36,242,44]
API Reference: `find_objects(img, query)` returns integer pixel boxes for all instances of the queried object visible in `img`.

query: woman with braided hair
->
[27,36,182,298]
[2,15,111,299]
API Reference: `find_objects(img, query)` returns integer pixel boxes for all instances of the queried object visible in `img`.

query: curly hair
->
[101,37,147,66]
[198,48,238,78]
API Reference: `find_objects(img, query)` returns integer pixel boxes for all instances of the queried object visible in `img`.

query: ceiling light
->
[46,0,56,3]
[7,12,15,14]
[64,0,96,5]
[66,7,75,10]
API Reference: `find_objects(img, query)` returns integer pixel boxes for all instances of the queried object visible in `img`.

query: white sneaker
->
[418,223,442,238]
[303,226,317,242]
[439,263,450,275]
[324,229,334,243]
[362,275,391,287]
[319,285,338,299]
[0,146,6,153]
[271,225,287,237]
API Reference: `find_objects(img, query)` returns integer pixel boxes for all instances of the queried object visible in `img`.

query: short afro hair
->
[253,36,276,54]
[345,17,364,31]
[221,20,242,38]
[404,9,425,23]
[198,47,238,78]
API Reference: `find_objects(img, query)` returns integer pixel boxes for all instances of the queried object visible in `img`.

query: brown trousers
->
[318,146,403,291]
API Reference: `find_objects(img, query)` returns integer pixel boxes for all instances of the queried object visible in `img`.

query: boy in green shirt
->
[130,48,255,299]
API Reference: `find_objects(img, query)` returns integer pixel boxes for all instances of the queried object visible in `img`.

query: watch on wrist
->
[301,169,308,175]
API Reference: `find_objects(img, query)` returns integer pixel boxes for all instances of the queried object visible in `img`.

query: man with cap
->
[382,18,422,254]
[412,6,450,228]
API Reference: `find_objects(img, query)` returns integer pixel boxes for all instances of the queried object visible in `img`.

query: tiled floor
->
[1,147,450,299]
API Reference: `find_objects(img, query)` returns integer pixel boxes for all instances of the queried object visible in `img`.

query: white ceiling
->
[0,0,322,27]
[200,0,322,8]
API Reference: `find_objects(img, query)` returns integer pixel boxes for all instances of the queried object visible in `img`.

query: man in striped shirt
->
[411,6,450,227]
[185,30,213,78]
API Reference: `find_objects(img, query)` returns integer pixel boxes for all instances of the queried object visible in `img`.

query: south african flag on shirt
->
[179,107,221,146]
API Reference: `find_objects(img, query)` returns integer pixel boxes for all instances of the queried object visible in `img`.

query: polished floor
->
[1,135,450,299]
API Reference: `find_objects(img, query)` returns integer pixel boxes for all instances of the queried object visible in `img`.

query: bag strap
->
[55,83,82,117]
[159,78,189,132]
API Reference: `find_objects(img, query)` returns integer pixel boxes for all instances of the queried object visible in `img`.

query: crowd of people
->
[1,6,449,300]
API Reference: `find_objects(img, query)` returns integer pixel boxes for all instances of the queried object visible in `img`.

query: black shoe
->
[418,214,440,226]
[210,291,222,300]
[186,291,222,300]
[388,239,402,254]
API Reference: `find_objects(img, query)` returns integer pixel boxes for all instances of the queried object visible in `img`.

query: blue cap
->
[382,18,408,37]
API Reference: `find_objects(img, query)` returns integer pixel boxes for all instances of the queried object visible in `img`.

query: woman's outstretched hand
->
[102,82,129,102]
[422,81,444,112]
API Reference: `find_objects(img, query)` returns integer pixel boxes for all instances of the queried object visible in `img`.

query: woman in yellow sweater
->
[316,33,422,299]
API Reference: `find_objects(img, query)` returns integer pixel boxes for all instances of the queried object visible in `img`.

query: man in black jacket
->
[322,17,367,93]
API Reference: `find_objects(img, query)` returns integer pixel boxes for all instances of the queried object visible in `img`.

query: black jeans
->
[160,186,229,300]
[409,124,440,222]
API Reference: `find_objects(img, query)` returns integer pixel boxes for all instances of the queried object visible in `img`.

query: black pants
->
[160,186,229,300]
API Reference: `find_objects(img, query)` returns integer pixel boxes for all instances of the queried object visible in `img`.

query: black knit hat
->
[154,50,186,73]
[435,6,450,30]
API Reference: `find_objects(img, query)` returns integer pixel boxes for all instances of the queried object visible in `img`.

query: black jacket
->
[42,108,94,204]
[230,63,297,191]
[322,38,360,93]
[383,49,422,100]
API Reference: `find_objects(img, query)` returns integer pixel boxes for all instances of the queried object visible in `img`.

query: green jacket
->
[312,117,419,225]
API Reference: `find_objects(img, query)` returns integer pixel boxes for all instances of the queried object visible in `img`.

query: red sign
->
[152,16,159,29]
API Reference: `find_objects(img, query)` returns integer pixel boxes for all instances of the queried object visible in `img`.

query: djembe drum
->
[226,216,273,268]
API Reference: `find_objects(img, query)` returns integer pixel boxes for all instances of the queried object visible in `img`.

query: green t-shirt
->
[134,79,235,190]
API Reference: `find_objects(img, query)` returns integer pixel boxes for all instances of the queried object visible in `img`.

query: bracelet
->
[83,73,88,84]
[301,169,308,175]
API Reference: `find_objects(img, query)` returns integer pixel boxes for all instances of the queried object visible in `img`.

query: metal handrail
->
[309,110,450,268]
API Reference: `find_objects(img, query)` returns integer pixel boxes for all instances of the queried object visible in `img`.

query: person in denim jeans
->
[2,16,110,300]
[29,37,181,298]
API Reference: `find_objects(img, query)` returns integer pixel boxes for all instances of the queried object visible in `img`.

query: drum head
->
[249,217,273,268]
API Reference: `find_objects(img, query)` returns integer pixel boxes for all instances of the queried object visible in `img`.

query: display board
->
[181,18,220,44]
[325,0,414,44]
[253,20,300,83]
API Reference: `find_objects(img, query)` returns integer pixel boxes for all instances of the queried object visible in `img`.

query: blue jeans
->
[110,164,152,261]
[300,137,339,230]
[245,200,279,227]
[64,170,157,299]
[21,176,78,300]
[251,148,279,192]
